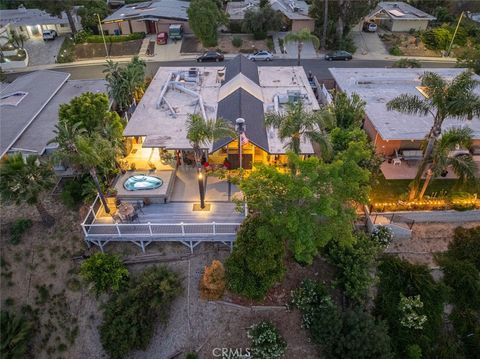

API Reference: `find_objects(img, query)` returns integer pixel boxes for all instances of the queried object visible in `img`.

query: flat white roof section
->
[329,68,480,141]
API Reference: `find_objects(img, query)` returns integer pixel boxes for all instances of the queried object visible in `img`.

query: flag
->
[240,132,249,146]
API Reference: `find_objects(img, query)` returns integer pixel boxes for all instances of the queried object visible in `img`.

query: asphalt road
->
[4,58,457,82]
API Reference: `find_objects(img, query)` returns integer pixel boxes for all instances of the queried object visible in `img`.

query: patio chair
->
[130,213,140,223]
[133,201,144,214]
[112,214,123,223]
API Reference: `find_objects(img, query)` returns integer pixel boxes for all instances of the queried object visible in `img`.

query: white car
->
[247,51,273,61]
[42,30,57,41]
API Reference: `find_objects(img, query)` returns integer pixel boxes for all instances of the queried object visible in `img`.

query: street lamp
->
[96,13,109,59]
[235,118,245,171]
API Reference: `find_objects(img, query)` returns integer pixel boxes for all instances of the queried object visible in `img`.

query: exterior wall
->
[382,19,430,32]
[101,22,120,35]
[131,20,146,33]
[291,19,315,32]
[119,21,131,35]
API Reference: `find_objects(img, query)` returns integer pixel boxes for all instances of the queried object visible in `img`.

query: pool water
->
[123,175,164,191]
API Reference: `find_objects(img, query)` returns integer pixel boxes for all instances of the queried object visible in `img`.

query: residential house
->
[329,67,480,179]
[0,70,107,170]
[226,0,315,32]
[80,55,320,251]
[366,2,436,32]
[0,5,82,39]
[101,0,191,35]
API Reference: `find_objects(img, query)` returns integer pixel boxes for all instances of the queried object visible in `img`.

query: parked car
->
[324,50,353,61]
[156,32,168,45]
[196,51,224,62]
[42,29,57,41]
[247,51,273,61]
[363,21,378,32]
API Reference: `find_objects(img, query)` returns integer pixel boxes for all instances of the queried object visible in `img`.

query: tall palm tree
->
[186,114,235,208]
[321,0,328,50]
[0,154,55,226]
[284,28,320,66]
[265,101,333,158]
[50,123,117,213]
[387,71,480,200]
[418,127,477,199]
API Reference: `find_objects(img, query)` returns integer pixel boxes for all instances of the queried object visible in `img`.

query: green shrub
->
[337,35,356,54]
[420,25,468,50]
[80,253,129,295]
[443,226,480,270]
[9,219,32,245]
[375,256,446,357]
[371,226,394,247]
[291,280,392,358]
[389,46,403,56]
[441,258,480,309]
[0,310,32,358]
[324,233,381,303]
[392,58,422,68]
[57,36,76,63]
[247,321,286,359]
[232,36,243,48]
[185,353,198,359]
[405,344,422,359]
[100,266,181,359]
[229,21,244,34]
[225,215,285,300]
[83,32,145,44]
[61,176,90,208]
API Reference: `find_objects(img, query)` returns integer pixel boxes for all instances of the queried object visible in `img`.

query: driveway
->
[351,30,389,58]
[23,36,65,66]
[277,32,318,59]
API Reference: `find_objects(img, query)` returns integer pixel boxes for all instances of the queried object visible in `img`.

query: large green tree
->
[265,101,333,159]
[187,0,227,47]
[240,151,370,264]
[51,92,124,213]
[0,154,55,226]
[77,0,109,34]
[387,71,480,200]
[284,28,320,66]
[186,114,234,208]
[242,5,283,40]
[329,92,365,129]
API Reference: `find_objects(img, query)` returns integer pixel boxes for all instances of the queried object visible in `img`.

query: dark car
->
[196,51,224,62]
[324,50,353,61]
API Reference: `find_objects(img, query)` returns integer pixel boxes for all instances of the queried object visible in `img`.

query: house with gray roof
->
[0,5,82,39]
[366,2,436,32]
[101,0,191,35]
[123,55,320,170]
[227,0,315,32]
[0,70,107,163]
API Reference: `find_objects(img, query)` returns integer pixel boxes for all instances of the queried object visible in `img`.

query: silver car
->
[247,51,273,61]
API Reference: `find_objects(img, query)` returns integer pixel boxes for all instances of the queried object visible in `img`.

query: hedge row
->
[84,32,145,44]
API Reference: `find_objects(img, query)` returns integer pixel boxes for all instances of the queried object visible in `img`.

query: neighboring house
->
[123,55,320,170]
[101,0,191,35]
[0,5,82,39]
[0,70,107,169]
[366,2,436,32]
[227,0,315,32]
[469,12,480,24]
[329,68,480,158]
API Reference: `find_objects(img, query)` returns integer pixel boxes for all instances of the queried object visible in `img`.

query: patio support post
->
[236,118,245,174]
[148,222,153,236]
[116,223,121,236]
[213,222,216,235]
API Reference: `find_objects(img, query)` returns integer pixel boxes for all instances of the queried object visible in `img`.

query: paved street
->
[5,58,458,82]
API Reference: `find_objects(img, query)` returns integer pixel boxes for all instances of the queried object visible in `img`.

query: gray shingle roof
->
[103,0,189,22]
[0,8,70,27]
[224,55,260,85]
[0,71,69,157]
[214,88,268,152]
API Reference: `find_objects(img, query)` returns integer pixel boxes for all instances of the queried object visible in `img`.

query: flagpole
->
[236,118,245,173]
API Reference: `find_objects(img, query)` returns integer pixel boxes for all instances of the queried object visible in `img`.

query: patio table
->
[118,203,135,220]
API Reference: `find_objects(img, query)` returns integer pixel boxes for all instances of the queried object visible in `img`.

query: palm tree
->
[321,0,328,50]
[0,154,55,226]
[418,127,477,199]
[186,114,235,208]
[387,71,480,200]
[50,123,117,213]
[265,101,333,158]
[284,28,320,66]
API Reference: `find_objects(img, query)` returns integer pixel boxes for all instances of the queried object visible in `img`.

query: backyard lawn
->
[370,176,480,203]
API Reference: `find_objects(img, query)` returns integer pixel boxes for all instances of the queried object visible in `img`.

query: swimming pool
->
[123,175,164,191]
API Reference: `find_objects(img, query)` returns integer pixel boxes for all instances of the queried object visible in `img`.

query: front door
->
[146,20,156,34]
[228,154,253,169]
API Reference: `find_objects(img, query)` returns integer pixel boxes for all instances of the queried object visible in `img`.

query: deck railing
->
[81,195,243,240]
